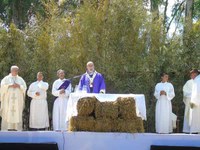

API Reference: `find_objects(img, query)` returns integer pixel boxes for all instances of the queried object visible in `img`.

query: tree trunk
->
[184,0,194,36]
[11,1,19,27]
[163,0,168,33]
[146,0,160,53]
[150,0,159,20]
[11,0,23,29]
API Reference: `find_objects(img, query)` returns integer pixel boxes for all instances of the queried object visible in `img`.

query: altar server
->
[52,69,71,131]
[154,72,175,133]
[78,61,106,93]
[27,72,49,130]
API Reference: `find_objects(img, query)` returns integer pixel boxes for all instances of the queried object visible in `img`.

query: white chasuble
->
[0,74,26,130]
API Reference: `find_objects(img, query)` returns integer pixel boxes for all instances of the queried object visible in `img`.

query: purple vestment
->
[78,72,106,93]
[58,79,71,90]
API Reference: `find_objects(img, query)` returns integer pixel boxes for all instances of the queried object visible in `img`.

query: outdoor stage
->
[0,132,200,150]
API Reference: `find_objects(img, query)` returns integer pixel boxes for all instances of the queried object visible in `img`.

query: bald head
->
[86,61,95,73]
[10,65,19,76]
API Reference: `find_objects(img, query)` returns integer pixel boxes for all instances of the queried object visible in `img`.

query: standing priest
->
[182,71,195,133]
[190,69,200,133]
[27,72,49,130]
[52,69,71,131]
[0,66,27,131]
[78,61,106,93]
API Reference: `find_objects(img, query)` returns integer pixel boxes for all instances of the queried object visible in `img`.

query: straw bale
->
[68,116,78,131]
[95,118,113,132]
[117,97,137,120]
[95,101,118,119]
[77,116,95,131]
[77,96,98,116]
[68,116,95,131]
[135,117,145,133]
[115,119,137,133]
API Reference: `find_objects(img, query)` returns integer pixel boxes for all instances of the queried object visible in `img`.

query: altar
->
[66,93,147,121]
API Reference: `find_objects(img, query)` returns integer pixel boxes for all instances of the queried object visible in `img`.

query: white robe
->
[0,74,27,131]
[52,78,71,131]
[27,81,49,129]
[154,82,175,133]
[190,75,200,133]
[182,79,193,133]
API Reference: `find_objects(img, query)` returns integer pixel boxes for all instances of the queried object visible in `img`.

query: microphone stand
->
[67,74,82,92]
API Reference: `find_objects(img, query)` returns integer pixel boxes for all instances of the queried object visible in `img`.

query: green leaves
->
[0,0,199,132]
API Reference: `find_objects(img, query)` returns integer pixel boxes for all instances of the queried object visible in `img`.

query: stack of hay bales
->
[115,97,144,133]
[69,97,97,131]
[69,96,144,133]
[95,101,118,132]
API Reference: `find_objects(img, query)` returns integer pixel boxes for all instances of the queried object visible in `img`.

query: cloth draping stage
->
[0,132,200,150]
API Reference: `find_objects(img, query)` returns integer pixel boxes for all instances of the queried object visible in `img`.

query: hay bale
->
[77,116,95,131]
[68,117,145,133]
[94,118,113,132]
[95,101,118,119]
[135,117,145,133]
[117,97,137,120]
[77,97,98,117]
[68,116,95,131]
[114,119,137,133]
[68,116,78,131]
[95,101,102,118]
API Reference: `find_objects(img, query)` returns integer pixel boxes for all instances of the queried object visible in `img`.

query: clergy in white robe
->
[52,69,71,131]
[189,69,200,133]
[154,73,175,133]
[27,72,49,130]
[182,79,193,133]
[0,66,27,131]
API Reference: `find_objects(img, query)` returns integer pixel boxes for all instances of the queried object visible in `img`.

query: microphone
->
[66,74,82,80]
[67,74,82,92]
[72,74,82,79]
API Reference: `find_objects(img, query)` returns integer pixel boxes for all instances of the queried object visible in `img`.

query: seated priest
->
[78,61,106,93]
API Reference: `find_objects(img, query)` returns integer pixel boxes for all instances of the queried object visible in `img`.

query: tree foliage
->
[0,0,200,132]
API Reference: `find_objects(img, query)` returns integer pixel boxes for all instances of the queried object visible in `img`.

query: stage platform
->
[0,132,200,150]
